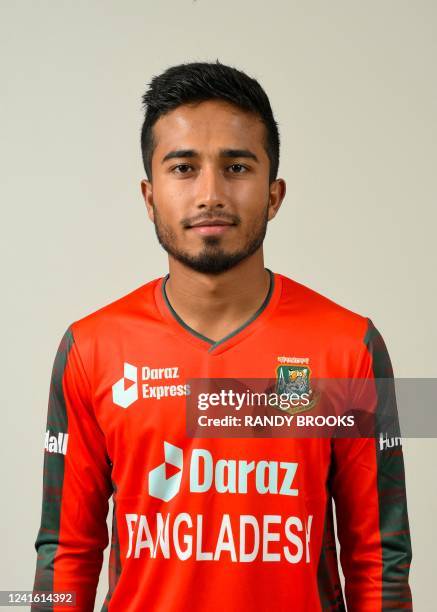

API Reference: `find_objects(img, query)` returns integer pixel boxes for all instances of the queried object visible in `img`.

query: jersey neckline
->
[153,268,282,356]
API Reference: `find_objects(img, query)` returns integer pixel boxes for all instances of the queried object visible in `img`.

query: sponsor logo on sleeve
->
[379,432,403,451]
[44,429,69,455]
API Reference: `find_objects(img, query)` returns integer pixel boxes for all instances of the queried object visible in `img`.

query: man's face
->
[141,99,285,274]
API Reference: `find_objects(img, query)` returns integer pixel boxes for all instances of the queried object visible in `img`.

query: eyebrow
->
[161,148,259,163]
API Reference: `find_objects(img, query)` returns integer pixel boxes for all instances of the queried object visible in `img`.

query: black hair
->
[140,60,280,183]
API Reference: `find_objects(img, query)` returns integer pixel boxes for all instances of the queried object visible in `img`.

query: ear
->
[140,179,155,223]
[267,178,286,221]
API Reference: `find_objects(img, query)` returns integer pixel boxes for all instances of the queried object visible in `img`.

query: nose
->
[195,165,225,210]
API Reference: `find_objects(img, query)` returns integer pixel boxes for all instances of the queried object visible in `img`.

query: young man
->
[32,62,412,611]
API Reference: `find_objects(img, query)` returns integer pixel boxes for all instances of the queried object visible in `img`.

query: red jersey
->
[32,270,412,611]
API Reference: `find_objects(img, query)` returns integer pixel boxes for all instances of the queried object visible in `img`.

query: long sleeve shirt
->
[32,270,413,611]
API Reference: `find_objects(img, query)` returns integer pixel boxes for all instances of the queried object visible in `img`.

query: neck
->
[164,250,271,343]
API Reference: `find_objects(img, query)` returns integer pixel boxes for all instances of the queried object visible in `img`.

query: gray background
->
[1,0,436,609]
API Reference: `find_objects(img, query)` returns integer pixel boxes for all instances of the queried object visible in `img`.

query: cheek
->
[153,177,194,208]
[233,180,269,212]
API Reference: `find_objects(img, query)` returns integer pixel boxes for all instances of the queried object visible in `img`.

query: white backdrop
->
[1,1,436,609]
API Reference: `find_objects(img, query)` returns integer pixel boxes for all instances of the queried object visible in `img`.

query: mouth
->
[187,219,236,236]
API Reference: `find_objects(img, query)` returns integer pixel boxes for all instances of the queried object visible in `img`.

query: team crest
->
[274,359,319,415]
[276,365,310,396]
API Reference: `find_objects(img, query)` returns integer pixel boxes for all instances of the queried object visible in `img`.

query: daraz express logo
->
[112,363,139,408]
[112,362,188,408]
[148,441,299,502]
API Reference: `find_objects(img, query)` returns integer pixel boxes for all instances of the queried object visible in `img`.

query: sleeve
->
[329,318,413,611]
[32,325,113,611]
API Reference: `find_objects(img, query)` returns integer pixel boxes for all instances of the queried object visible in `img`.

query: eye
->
[172,164,193,174]
[228,163,248,174]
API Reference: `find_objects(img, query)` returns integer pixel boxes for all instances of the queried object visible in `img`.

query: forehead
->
[152,99,267,154]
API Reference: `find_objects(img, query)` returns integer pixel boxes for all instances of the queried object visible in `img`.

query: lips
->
[188,219,235,228]
[187,219,236,236]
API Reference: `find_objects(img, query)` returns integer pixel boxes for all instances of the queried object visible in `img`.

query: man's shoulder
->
[276,271,371,341]
[68,276,162,340]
